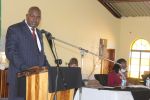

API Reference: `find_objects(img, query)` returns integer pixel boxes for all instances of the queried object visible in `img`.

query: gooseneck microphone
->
[41,29,53,45]
[41,29,51,35]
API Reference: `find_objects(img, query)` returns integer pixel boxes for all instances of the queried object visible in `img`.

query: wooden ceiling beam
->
[98,0,150,18]
[109,0,150,2]
[98,0,121,18]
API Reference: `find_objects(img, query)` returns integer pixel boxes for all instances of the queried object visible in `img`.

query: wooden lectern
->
[0,69,8,98]
[17,66,82,100]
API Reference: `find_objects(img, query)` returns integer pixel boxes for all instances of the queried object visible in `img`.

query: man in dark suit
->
[5,6,50,100]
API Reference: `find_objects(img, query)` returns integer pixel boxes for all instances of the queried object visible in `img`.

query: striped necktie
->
[32,28,39,50]
[32,28,36,40]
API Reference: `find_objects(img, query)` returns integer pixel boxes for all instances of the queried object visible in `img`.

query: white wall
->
[2,0,120,79]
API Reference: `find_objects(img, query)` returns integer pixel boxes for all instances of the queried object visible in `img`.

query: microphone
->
[41,29,53,47]
[41,29,52,36]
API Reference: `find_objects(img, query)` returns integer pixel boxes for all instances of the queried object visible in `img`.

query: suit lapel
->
[21,21,44,52]
[21,21,34,41]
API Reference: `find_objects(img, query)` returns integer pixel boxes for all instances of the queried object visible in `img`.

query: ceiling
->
[98,0,150,18]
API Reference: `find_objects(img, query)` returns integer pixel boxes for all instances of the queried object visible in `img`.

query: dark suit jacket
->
[5,20,49,85]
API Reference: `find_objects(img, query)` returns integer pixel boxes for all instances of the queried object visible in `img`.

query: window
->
[129,39,150,78]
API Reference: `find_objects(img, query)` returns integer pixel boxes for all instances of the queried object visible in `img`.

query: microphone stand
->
[50,36,116,63]
[45,34,67,100]
[49,36,117,100]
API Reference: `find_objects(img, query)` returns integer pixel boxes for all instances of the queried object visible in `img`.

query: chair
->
[141,74,150,85]
[94,74,108,86]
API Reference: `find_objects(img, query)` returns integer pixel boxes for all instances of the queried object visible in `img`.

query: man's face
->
[26,9,41,28]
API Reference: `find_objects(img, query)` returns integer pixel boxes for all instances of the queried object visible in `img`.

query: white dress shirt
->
[25,20,42,52]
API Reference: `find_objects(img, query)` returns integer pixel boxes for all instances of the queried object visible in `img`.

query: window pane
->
[132,39,150,50]
[140,52,150,78]
[129,52,140,78]
[130,52,140,58]
[130,65,139,78]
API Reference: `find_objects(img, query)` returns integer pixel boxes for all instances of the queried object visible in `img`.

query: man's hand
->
[28,66,40,70]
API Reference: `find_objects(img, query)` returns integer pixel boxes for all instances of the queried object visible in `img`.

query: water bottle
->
[120,71,126,89]
[121,78,126,89]
[146,77,150,87]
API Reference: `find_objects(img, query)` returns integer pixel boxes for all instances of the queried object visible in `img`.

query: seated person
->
[68,57,78,67]
[107,64,122,87]
[68,57,80,96]
[117,58,127,78]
